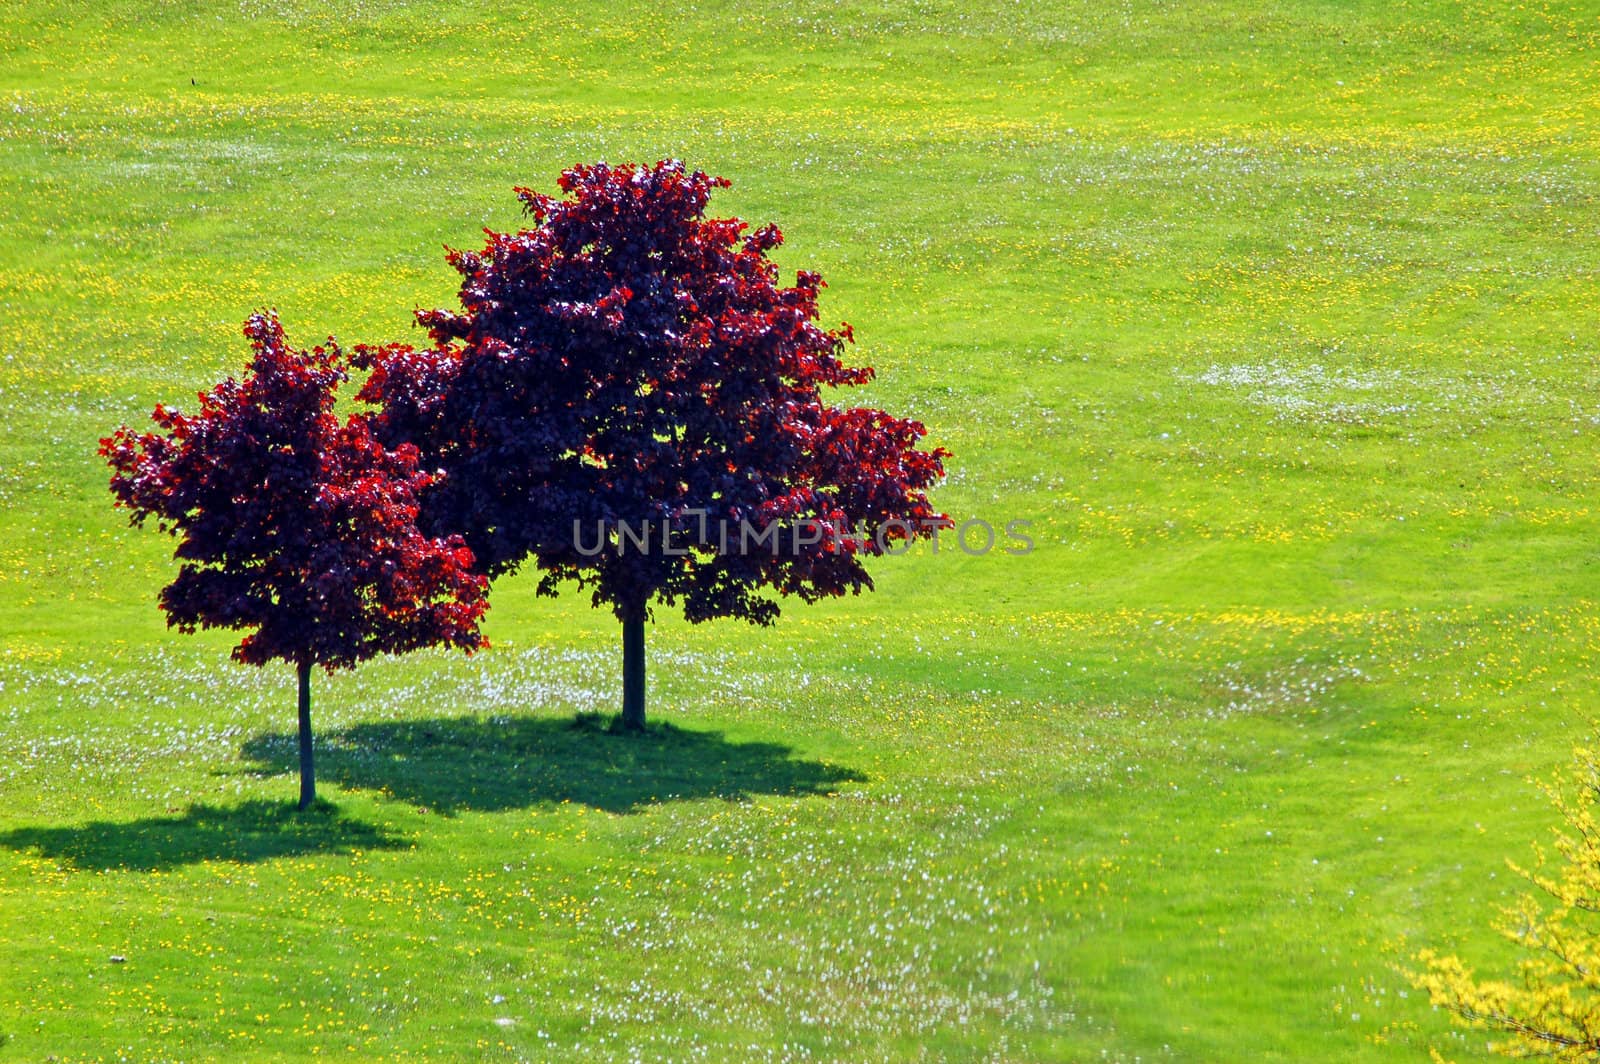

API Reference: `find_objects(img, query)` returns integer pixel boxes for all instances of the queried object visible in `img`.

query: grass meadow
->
[2,0,1598,1059]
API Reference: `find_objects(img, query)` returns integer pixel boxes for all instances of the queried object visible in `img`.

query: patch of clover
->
[1187,359,1415,426]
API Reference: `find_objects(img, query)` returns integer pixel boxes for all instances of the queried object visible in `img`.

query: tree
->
[1412,744,1600,1060]
[101,312,489,809]
[358,160,948,730]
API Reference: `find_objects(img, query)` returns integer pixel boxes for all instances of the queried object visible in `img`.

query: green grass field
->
[2,0,1597,1059]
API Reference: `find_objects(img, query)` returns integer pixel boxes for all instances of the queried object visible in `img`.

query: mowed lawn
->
[1,0,1597,1059]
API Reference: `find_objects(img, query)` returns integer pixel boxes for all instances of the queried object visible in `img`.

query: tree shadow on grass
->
[0,799,408,872]
[237,713,867,816]
[0,716,863,872]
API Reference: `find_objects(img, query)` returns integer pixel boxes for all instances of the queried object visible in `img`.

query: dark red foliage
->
[101,312,489,670]
[358,159,948,625]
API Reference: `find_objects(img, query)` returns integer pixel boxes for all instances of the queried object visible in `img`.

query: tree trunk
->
[296,661,316,810]
[621,608,646,731]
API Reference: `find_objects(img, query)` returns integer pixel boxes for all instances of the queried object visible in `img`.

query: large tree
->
[101,313,489,808]
[359,160,948,730]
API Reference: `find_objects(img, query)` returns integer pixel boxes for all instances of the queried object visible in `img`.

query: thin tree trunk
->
[297,661,316,810]
[621,608,646,731]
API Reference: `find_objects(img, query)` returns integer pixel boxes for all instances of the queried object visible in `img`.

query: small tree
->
[1412,744,1600,1059]
[359,160,948,729]
[101,313,489,809]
